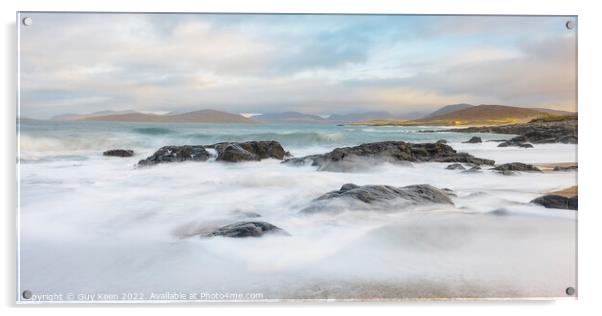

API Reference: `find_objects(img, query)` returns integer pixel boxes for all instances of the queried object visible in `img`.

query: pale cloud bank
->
[19,13,577,119]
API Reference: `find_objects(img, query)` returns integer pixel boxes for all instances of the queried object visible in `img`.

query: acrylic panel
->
[17,12,577,302]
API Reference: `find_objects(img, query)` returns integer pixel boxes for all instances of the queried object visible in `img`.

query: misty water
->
[18,120,577,300]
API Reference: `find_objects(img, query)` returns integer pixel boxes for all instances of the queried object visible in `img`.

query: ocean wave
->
[132,127,174,135]
[184,131,346,145]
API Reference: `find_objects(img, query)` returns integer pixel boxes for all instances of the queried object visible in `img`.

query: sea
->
[17,120,577,300]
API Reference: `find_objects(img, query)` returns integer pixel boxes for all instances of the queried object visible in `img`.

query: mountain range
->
[46,104,575,126]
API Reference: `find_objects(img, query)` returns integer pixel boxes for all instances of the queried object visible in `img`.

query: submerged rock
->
[446,163,466,170]
[498,140,534,148]
[553,165,578,171]
[492,162,542,173]
[210,141,287,162]
[301,183,453,213]
[462,166,482,173]
[436,139,448,144]
[103,149,134,157]
[138,145,210,166]
[531,195,578,210]
[463,136,482,143]
[203,221,289,238]
[284,141,494,172]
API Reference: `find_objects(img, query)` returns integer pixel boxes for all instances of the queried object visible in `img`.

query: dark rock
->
[211,141,287,162]
[498,140,534,148]
[301,183,453,213]
[462,166,482,173]
[446,163,466,170]
[531,195,578,210]
[463,136,482,143]
[284,141,494,172]
[103,149,134,157]
[436,139,448,144]
[215,143,259,162]
[447,118,577,144]
[138,145,210,166]
[553,165,578,171]
[203,221,289,238]
[492,162,542,173]
[490,208,510,216]
[441,188,457,197]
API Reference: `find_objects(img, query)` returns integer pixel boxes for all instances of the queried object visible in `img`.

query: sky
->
[19,13,577,119]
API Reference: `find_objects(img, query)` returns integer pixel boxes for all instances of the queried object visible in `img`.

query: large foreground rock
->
[301,183,453,213]
[284,141,494,172]
[103,149,134,157]
[203,221,289,238]
[138,145,210,166]
[492,162,542,173]
[531,195,578,210]
[209,141,287,162]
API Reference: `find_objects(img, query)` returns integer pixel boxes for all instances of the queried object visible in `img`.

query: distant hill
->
[82,109,256,123]
[530,108,575,116]
[422,104,474,119]
[51,110,137,121]
[255,111,327,124]
[425,104,557,123]
[353,104,576,126]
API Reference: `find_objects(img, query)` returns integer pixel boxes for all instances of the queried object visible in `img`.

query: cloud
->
[19,13,576,118]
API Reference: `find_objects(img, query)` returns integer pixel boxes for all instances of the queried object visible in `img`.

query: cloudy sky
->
[19,13,576,119]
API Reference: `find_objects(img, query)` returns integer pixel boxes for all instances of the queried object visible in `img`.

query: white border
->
[2,0,602,315]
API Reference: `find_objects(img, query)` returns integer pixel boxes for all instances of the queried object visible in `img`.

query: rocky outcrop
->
[209,141,287,162]
[103,149,134,157]
[138,145,210,166]
[436,139,448,144]
[138,141,288,166]
[446,163,466,170]
[492,162,542,173]
[301,183,453,213]
[444,118,577,144]
[203,221,289,238]
[284,141,494,172]
[531,195,578,210]
[463,136,482,143]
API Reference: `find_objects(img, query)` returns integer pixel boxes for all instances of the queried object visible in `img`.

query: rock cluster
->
[446,118,577,144]
[137,141,287,166]
[284,141,494,172]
